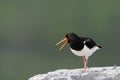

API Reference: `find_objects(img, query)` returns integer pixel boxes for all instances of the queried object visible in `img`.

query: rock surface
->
[29,66,120,80]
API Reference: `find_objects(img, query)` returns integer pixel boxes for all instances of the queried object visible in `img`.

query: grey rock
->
[29,66,120,80]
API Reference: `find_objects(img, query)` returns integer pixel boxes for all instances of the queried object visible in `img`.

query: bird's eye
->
[67,34,71,37]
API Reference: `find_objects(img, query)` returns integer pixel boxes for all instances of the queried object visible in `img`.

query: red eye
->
[67,34,71,37]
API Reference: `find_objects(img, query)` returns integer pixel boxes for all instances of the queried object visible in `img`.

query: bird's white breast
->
[70,45,99,59]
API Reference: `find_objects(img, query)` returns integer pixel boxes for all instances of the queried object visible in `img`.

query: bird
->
[56,32,102,71]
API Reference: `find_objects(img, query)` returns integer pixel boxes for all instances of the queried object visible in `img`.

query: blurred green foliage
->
[0,0,120,80]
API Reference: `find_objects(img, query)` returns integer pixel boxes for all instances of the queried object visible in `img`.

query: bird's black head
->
[65,33,79,44]
[56,32,79,50]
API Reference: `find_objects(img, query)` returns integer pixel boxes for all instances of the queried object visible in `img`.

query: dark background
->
[0,0,120,80]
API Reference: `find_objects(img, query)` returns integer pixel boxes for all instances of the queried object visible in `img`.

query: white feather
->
[70,45,100,59]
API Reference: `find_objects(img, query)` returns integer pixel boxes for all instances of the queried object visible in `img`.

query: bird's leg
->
[82,56,87,71]
[82,56,86,65]
[82,56,88,71]
[85,59,88,69]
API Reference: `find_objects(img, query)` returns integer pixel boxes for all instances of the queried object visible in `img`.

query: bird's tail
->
[97,45,102,49]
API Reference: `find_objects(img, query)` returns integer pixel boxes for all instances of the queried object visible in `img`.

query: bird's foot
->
[83,66,89,72]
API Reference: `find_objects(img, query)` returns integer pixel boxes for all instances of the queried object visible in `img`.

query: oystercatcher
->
[56,33,102,71]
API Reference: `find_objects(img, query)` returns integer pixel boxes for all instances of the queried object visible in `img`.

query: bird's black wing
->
[84,38,97,49]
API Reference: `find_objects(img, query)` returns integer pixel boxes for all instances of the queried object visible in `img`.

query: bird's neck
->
[70,40,84,51]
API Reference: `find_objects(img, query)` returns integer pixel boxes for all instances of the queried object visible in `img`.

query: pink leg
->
[82,56,88,71]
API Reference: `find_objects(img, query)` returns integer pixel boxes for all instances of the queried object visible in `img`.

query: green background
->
[0,0,120,80]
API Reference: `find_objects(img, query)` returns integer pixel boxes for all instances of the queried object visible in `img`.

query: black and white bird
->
[56,33,102,71]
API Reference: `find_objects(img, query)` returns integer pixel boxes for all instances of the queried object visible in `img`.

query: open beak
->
[56,37,68,50]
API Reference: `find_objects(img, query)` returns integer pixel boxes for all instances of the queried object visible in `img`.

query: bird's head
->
[56,33,79,50]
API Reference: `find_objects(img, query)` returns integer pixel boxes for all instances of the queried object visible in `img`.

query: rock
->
[29,66,120,80]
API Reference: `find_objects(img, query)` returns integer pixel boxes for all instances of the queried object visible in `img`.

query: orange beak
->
[56,37,68,50]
